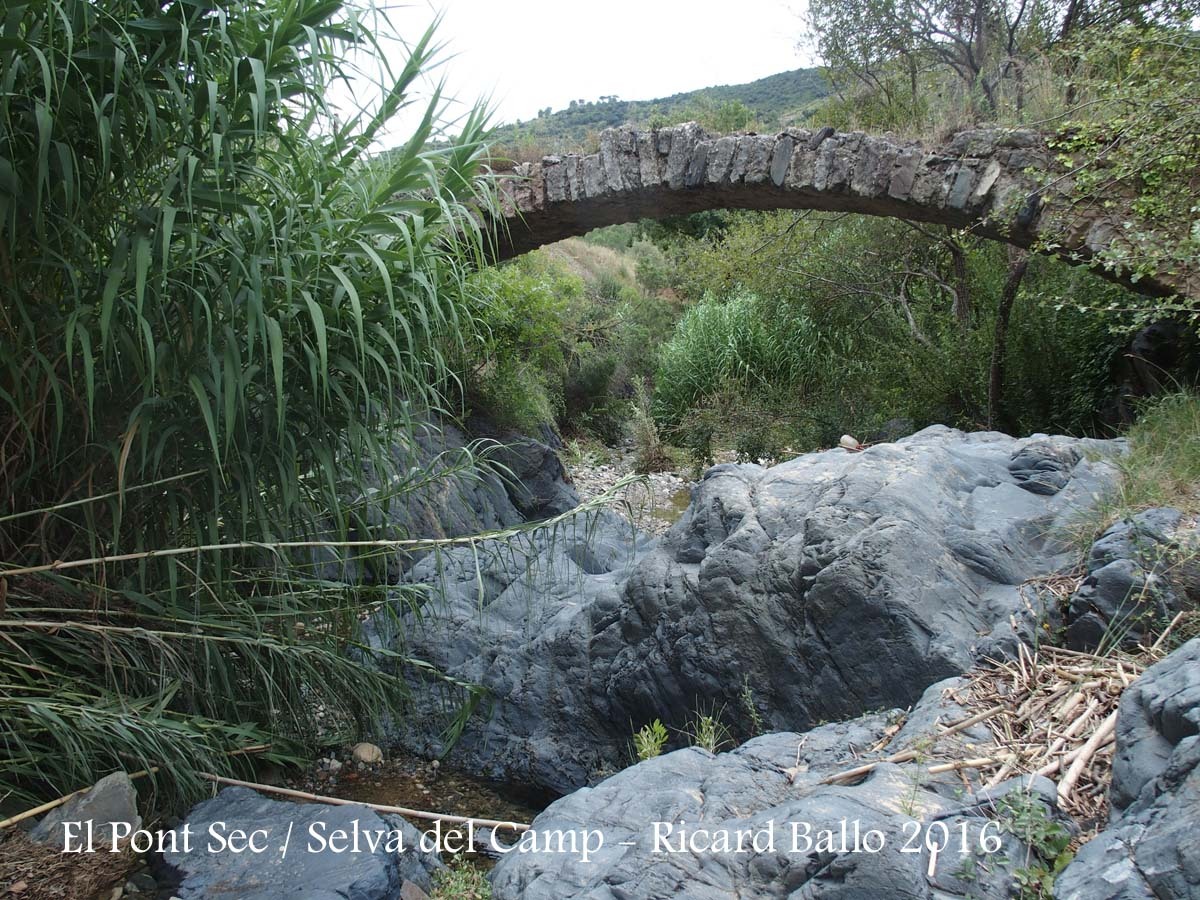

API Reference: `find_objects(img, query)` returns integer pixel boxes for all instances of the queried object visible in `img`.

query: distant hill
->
[488,67,829,156]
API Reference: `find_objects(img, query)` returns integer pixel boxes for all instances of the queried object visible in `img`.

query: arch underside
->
[488,124,1189,300]
[494,182,1024,260]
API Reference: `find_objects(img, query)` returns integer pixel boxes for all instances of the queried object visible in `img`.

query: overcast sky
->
[350,0,814,142]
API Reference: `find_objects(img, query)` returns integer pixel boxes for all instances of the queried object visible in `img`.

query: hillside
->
[489,67,829,154]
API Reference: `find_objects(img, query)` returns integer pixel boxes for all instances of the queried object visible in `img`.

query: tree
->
[806,0,1200,122]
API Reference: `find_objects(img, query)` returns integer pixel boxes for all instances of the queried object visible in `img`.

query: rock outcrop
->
[381,426,1120,792]
[1064,507,1200,651]
[318,418,577,583]
[1055,638,1200,899]
[488,677,1072,900]
[153,787,443,899]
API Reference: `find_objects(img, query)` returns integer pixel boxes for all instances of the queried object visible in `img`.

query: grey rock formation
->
[491,124,1195,301]
[29,770,140,849]
[318,418,577,583]
[153,787,443,899]
[382,426,1119,793]
[1064,508,1200,651]
[1055,638,1200,899]
[489,678,1071,900]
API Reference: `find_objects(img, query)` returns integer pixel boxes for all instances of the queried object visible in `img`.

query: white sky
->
[352,0,814,143]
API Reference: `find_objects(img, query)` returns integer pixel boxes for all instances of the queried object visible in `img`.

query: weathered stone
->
[1008,440,1081,495]
[312,417,575,583]
[154,787,444,899]
[769,135,794,186]
[599,128,636,192]
[636,131,663,187]
[1064,508,1199,652]
[1055,639,1200,899]
[380,427,1120,793]
[946,162,978,210]
[742,135,775,184]
[665,122,706,189]
[811,135,840,191]
[970,158,1003,207]
[352,742,384,765]
[542,157,565,203]
[563,155,582,201]
[489,686,1074,900]
[486,123,1193,300]
[581,154,604,196]
[809,125,835,148]
[889,146,923,199]
[787,143,818,189]
[706,136,738,184]
[30,771,140,849]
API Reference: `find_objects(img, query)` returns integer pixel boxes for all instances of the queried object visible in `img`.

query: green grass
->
[431,861,492,900]
[1071,392,1200,548]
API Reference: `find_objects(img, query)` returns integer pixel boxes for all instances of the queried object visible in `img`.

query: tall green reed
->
[0,0,503,808]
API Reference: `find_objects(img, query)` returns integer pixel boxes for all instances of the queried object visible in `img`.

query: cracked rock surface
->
[489,678,1069,900]
[1055,638,1200,899]
[380,426,1120,793]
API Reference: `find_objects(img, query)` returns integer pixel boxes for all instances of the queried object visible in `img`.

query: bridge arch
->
[490,123,1192,301]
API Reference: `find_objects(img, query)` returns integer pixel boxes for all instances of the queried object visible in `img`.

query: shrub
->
[633,719,670,761]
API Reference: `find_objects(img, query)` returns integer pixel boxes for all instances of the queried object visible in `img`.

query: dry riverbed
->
[566,446,694,536]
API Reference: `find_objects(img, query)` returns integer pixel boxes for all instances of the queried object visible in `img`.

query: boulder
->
[380,426,1120,792]
[153,787,443,899]
[489,681,1072,900]
[1064,508,1200,651]
[1055,638,1200,899]
[29,770,140,849]
[317,418,578,583]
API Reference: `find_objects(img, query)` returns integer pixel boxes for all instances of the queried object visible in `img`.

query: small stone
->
[352,742,384,765]
[400,880,432,900]
[125,871,157,893]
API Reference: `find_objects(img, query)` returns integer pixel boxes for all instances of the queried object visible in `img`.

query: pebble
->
[352,741,384,765]
[569,448,692,536]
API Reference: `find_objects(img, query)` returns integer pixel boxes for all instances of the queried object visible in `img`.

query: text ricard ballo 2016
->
[58,817,1007,864]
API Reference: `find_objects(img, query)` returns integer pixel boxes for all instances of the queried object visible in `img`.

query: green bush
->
[650,211,1130,459]
[653,290,827,429]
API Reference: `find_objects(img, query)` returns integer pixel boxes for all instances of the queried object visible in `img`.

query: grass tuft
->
[1069,392,1200,549]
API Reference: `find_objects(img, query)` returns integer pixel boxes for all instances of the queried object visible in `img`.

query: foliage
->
[805,0,1199,128]
[633,719,670,761]
[1070,392,1200,546]
[630,380,674,474]
[1042,27,1200,301]
[995,790,1074,899]
[465,239,682,442]
[0,0,497,807]
[654,289,830,433]
[651,211,1131,460]
[431,861,492,900]
[462,255,578,431]
[739,676,767,739]
[686,711,733,754]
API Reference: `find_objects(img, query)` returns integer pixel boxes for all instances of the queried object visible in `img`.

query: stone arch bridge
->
[491,123,1194,300]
